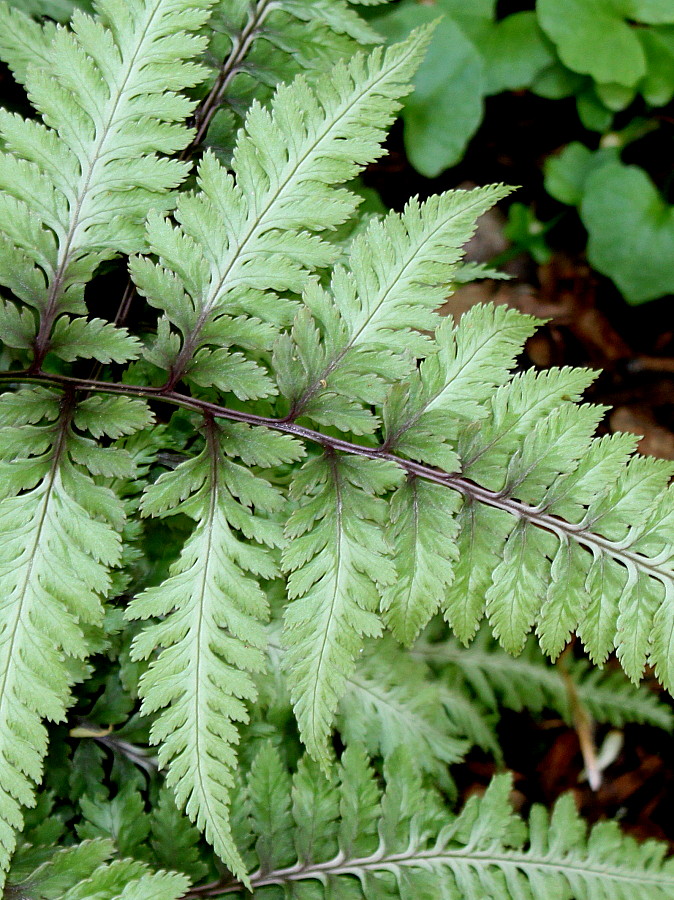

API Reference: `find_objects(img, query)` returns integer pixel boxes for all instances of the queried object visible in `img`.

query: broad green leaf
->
[581,161,674,304]
[538,0,646,87]
[479,12,556,95]
[375,4,485,176]
[544,142,618,206]
[637,26,674,104]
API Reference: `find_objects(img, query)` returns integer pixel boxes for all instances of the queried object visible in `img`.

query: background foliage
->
[369,0,674,306]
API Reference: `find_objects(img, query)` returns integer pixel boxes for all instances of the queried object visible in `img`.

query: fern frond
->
[0,388,151,882]
[132,29,430,392]
[0,0,214,368]
[338,639,468,775]
[126,419,303,884]
[281,454,403,766]
[213,743,674,898]
[0,2,56,83]
[275,189,513,436]
[196,0,383,156]
[331,296,674,689]
[417,630,674,733]
[260,628,476,771]
[150,788,209,883]
[7,838,189,899]
[460,383,674,680]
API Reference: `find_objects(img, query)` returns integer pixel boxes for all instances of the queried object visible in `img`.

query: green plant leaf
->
[538,0,647,87]
[624,0,674,24]
[218,746,674,898]
[637,26,674,104]
[0,389,133,882]
[581,161,674,304]
[479,11,556,95]
[126,421,294,885]
[282,454,404,766]
[375,4,485,177]
[544,141,619,206]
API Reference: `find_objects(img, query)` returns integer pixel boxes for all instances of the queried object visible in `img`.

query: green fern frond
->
[6,838,189,899]
[281,453,403,766]
[0,388,151,881]
[417,630,674,733]
[132,28,430,392]
[338,640,468,775]
[126,419,303,884]
[0,0,214,369]
[275,189,513,436]
[196,0,384,157]
[275,0,383,46]
[214,743,674,898]
[150,788,209,883]
[260,628,476,771]
[0,2,56,82]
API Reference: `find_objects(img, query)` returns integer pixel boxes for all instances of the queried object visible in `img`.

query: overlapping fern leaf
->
[216,742,674,898]
[126,418,303,884]
[0,388,152,879]
[380,312,674,690]
[5,838,189,899]
[3,0,674,890]
[416,628,674,733]
[0,0,214,369]
[280,281,674,756]
[198,0,386,157]
[131,27,430,390]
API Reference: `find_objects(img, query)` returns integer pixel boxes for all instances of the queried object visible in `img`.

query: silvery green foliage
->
[0,1,674,897]
[221,743,674,898]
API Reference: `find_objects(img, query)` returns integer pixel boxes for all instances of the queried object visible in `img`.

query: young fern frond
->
[206,743,674,898]
[0,0,214,369]
[126,419,303,884]
[0,388,151,878]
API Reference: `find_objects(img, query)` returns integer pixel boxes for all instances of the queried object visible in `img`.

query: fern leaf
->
[0,0,214,367]
[133,29,431,391]
[281,454,403,766]
[276,190,514,434]
[44,856,189,900]
[198,0,384,156]
[384,303,538,458]
[279,0,383,45]
[457,370,674,676]
[219,745,674,898]
[247,742,295,875]
[0,389,147,882]
[417,630,674,733]
[6,839,114,898]
[381,478,462,644]
[150,788,209,883]
[339,640,468,774]
[260,628,472,772]
[0,2,56,83]
[126,420,302,884]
